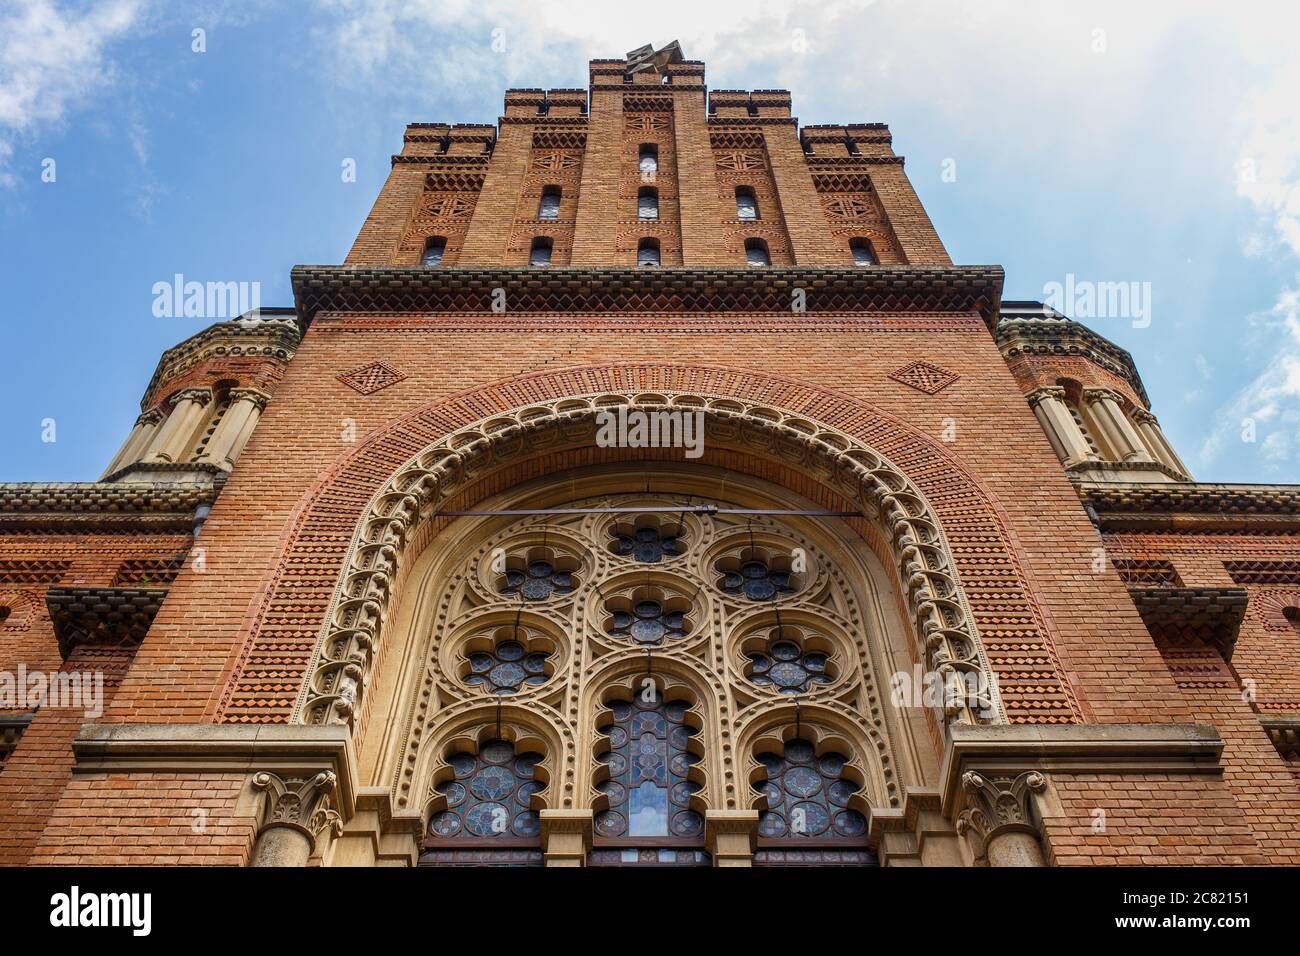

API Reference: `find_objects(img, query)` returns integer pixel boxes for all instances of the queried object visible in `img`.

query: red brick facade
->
[0,44,1295,868]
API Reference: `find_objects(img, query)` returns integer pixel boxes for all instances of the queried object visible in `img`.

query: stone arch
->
[216,364,1080,732]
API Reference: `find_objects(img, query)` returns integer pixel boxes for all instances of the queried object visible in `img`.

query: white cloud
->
[0,0,149,186]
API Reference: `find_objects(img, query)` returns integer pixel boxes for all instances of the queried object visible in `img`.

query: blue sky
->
[1,0,1297,484]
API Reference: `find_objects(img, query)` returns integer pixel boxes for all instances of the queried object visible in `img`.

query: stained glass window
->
[607,599,688,645]
[611,523,680,562]
[595,696,704,840]
[498,557,575,600]
[428,741,544,840]
[465,640,549,694]
[718,556,797,601]
[747,637,830,694]
[754,739,867,840]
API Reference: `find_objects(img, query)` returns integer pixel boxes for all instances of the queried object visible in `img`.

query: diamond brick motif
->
[889,360,958,395]
[338,361,406,395]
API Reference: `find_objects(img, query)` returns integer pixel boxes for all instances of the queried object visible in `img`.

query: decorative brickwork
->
[336,361,407,395]
[889,360,959,395]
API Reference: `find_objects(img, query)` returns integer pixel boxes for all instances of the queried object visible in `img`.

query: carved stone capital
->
[956,770,1046,865]
[135,409,166,427]
[1130,407,1158,425]
[170,387,214,408]
[228,387,271,410]
[1081,386,1123,406]
[252,769,343,849]
[1025,385,1066,406]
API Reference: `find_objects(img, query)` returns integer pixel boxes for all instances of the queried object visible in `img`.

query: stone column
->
[539,809,592,866]
[197,388,270,470]
[705,809,758,867]
[955,771,1047,867]
[101,409,165,478]
[1082,388,1153,463]
[1026,386,1094,466]
[1132,408,1191,477]
[250,770,341,867]
[142,388,213,464]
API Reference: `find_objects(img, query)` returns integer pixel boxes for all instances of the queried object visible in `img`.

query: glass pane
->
[420,240,445,267]
[851,240,876,266]
[736,195,758,220]
[539,193,560,219]
[746,243,770,266]
[628,780,670,836]
[638,194,658,220]
[530,242,551,266]
[638,244,660,267]
[639,148,658,173]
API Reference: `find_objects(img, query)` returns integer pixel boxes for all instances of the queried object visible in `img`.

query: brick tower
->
[1,43,1297,868]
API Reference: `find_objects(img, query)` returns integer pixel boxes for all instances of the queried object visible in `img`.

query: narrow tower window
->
[849,237,878,266]
[735,187,758,221]
[529,237,553,267]
[639,144,658,174]
[744,238,770,267]
[637,238,661,268]
[538,186,561,220]
[638,187,659,220]
[420,237,446,267]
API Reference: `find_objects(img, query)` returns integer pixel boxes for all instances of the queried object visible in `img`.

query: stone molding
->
[1080,480,1300,533]
[291,264,1005,328]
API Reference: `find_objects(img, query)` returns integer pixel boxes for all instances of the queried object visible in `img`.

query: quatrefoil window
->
[714,546,801,601]
[607,516,686,564]
[495,546,580,601]
[745,626,835,695]
[753,739,867,839]
[428,741,544,839]
[602,586,693,646]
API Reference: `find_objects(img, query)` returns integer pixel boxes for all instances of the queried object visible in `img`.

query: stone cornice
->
[73,723,358,816]
[938,723,1224,815]
[0,480,220,534]
[143,317,301,411]
[46,586,168,658]
[291,265,1005,329]
[1081,481,1300,533]
[996,313,1149,406]
[1259,716,1299,758]
[1127,586,1249,659]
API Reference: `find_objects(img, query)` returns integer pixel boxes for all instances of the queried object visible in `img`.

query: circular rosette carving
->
[709,535,808,603]
[485,541,583,603]
[439,610,567,700]
[739,622,841,697]
[605,512,690,564]
[598,580,699,648]
[458,624,556,696]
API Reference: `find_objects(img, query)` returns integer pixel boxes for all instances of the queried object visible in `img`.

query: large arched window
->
[752,737,873,866]
[593,688,706,864]
[538,186,561,220]
[735,186,758,220]
[637,187,659,220]
[420,236,446,267]
[529,236,553,267]
[744,238,770,267]
[421,738,545,866]
[637,237,661,268]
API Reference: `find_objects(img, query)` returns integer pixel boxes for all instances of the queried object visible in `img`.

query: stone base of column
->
[540,809,593,866]
[705,809,758,867]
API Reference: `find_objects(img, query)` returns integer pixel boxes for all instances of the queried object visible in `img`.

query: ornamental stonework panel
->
[889,361,959,395]
[337,361,407,396]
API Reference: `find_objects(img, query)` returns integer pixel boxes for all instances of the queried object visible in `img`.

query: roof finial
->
[626,40,685,75]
